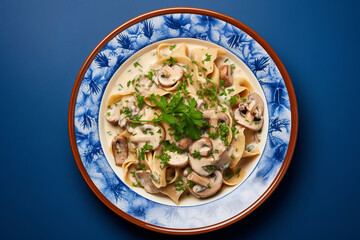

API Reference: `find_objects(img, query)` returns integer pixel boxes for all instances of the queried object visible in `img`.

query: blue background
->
[1,0,359,239]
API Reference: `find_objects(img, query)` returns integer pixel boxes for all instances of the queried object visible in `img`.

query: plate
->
[68,7,298,235]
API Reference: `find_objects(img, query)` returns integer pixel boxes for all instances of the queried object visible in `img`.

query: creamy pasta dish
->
[102,42,265,204]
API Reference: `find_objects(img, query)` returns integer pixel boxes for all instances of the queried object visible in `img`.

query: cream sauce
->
[99,38,269,206]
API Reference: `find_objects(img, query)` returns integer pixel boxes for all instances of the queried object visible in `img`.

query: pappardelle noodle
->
[104,43,265,204]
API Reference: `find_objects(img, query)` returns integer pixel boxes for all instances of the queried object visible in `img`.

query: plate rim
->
[68,7,298,235]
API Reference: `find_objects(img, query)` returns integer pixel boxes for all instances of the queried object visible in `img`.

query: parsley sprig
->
[130,92,203,140]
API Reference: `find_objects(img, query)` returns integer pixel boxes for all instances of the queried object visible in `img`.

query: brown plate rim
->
[68,7,298,235]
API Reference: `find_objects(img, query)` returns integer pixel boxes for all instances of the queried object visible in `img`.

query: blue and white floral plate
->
[68,8,298,235]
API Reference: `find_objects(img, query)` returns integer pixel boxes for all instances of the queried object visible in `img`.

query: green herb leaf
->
[175,177,185,191]
[163,114,177,124]
[133,61,142,68]
[204,53,211,61]
[204,165,214,173]
[229,95,239,105]
[135,94,145,109]
[156,152,171,169]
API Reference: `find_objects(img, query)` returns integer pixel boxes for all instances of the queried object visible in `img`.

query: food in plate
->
[102,42,265,204]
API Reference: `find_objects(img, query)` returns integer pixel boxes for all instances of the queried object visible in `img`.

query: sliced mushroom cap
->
[166,151,189,168]
[129,124,165,150]
[189,155,216,177]
[189,137,213,157]
[188,170,223,198]
[111,136,128,166]
[219,65,233,87]
[105,103,122,125]
[215,146,234,170]
[203,110,229,133]
[135,75,153,95]
[187,172,211,187]
[176,137,192,151]
[158,64,184,87]
[135,170,161,194]
[234,92,264,131]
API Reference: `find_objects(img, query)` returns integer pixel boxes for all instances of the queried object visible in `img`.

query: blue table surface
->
[1,0,359,239]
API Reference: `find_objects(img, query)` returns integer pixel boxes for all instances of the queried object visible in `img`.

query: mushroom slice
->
[219,65,233,87]
[111,136,128,166]
[234,92,264,131]
[203,110,229,133]
[189,137,213,157]
[189,155,216,177]
[215,146,235,170]
[105,103,122,125]
[187,172,211,187]
[129,124,165,150]
[158,64,184,87]
[176,137,192,151]
[135,170,161,194]
[167,151,189,168]
[188,170,223,198]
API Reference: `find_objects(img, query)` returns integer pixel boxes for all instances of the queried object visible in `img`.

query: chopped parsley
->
[190,57,198,65]
[144,70,154,81]
[193,150,202,159]
[204,165,214,173]
[225,172,234,179]
[162,140,183,154]
[132,182,142,187]
[227,88,235,94]
[135,93,145,109]
[176,80,189,95]
[184,73,194,84]
[175,177,185,191]
[163,56,177,66]
[204,53,212,62]
[186,180,195,188]
[137,164,146,171]
[169,44,176,50]
[231,125,240,138]
[230,63,236,70]
[229,95,239,105]
[156,152,171,169]
[133,61,142,68]
[219,79,225,87]
[138,142,153,161]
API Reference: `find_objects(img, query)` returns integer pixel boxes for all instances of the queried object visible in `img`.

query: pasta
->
[103,42,265,204]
